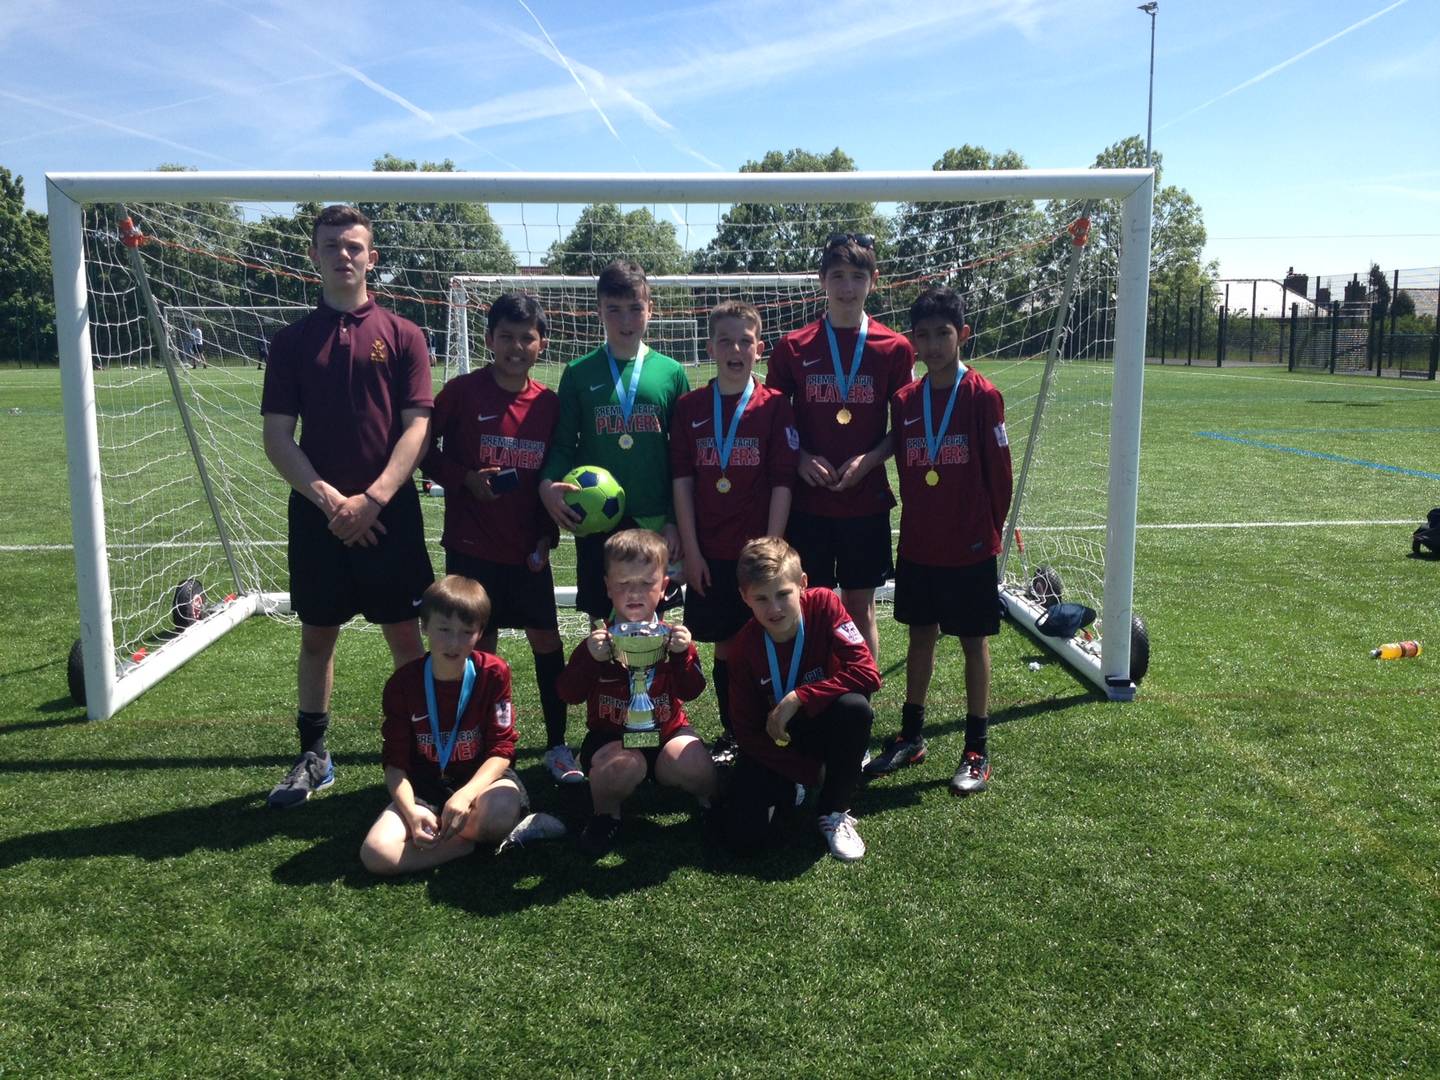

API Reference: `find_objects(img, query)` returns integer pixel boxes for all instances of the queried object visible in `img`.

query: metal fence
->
[1146,267,1440,379]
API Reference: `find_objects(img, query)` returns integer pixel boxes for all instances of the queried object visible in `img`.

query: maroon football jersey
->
[891,368,1013,567]
[669,379,799,560]
[556,637,706,740]
[381,651,518,790]
[423,366,559,566]
[728,588,881,784]
[765,318,914,518]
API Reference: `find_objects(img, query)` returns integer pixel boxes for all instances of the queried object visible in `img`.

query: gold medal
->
[925,469,940,487]
[716,476,732,494]
[618,433,634,450]
[836,407,852,425]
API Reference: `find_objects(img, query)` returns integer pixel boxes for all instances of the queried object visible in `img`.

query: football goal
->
[47,168,1153,719]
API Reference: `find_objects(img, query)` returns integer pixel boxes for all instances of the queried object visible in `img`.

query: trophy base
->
[622,728,661,749]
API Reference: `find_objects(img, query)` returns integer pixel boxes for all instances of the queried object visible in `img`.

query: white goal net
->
[48,169,1152,719]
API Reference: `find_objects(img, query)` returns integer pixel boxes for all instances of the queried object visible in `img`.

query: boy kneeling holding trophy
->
[557,529,716,856]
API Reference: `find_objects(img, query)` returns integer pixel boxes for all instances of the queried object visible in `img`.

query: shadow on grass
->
[0,657,63,681]
[0,752,383,773]
[0,711,86,736]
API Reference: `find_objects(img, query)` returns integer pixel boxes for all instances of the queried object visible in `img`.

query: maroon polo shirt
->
[891,368,1012,567]
[261,298,433,495]
[668,379,799,561]
[765,317,915,518]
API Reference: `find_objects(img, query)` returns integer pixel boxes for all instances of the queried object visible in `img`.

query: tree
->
[544,202,689,275]
[360,154,516,334]
[1368,262,1391,320]
[0,167,55,363]
[693,148,891,273]
[891,146,1046,356]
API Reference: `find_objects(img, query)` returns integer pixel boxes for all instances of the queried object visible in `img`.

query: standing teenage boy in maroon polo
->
[261,204,435,809]
[765,234,915,666]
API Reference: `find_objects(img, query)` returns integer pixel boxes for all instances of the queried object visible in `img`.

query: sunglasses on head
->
[825,232,874,250]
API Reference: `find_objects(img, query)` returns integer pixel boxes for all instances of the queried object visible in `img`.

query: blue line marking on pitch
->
[1195,432,1440,481]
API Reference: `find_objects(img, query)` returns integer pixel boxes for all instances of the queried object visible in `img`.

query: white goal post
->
[48,168,1152,720]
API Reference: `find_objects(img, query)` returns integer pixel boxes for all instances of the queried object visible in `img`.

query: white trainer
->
[818,810,866,862]
[542,745,586,785]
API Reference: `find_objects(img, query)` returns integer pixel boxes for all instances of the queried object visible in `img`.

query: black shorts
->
[410,766,529,812]
[574,517,682,621]
[682,558,751,643]
[578,724,700,780]
[444,550,559,632]
[892,555,1001,638]
[287,483,434,627]
[786,510,893,591]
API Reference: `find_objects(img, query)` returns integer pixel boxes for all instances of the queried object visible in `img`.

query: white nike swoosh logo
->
[760,677,772,685]
[411,598,423,607]
[477,413,498,422]
[590,382,608,391]
[691,418,709,428]
[802,358,823,367]
[904,415,921,426]
[410,713,427,723]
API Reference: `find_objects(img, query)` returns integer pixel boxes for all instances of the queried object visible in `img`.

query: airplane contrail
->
[1162,0,1411,128]
[0,87,241,165]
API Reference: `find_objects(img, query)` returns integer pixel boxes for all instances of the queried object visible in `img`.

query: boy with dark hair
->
[864,287,1012,796]
[538,260,691,784]
[261,203,434,808]
[422,292,570,780]
[765,234,914,667]
[724,536,880,862]
[556,528,714,857]
[671,300,798,765]
[359,575,529,874]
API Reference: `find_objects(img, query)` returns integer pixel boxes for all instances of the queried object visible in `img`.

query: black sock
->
[297,710,329,757]
[900,702,926,741]
[712,660,731,734]
[533,648,567,749]
[964,713,989,757]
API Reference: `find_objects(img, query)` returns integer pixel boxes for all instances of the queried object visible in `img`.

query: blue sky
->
[2,0,1436,289]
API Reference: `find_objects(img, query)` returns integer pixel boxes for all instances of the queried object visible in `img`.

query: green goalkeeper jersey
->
[542,344,690,527]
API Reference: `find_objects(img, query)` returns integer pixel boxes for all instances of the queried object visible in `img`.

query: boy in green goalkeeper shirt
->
[539,259,690,784]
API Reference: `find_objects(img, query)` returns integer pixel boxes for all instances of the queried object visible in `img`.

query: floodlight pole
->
[1139,2,1158,168]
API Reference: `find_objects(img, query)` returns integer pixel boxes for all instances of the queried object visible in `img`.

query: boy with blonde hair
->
[556,529,715,857]
[671,300,798,764]
[724,537,880,861]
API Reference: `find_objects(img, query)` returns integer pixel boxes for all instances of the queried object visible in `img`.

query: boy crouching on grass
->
[556,529,716,857]
[360,576,528,875]
[863,287,1012,796]
[724,537,881,862]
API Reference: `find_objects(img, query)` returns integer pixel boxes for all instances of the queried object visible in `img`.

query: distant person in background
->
[191,324,207,368]
[427,328,438,367]
[257,332,269,371]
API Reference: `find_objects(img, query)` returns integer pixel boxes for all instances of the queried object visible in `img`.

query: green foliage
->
[694,147,890,273]
[892,146,1046,355]
[361,155,516,333]
[544,202,689,275]
[0,167,54,363]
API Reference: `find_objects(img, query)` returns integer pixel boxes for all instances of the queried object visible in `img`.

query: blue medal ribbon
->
[711,376,755,476]
[423,655,477,777]
[922,362,967,471]
[763,618,806,706]
[822,313,869,407]
[605,342,649,429]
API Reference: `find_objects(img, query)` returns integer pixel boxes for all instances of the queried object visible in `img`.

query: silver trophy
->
[609,620,670,748]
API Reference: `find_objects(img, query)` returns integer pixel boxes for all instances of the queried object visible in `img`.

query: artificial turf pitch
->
[0,362,1436,1076]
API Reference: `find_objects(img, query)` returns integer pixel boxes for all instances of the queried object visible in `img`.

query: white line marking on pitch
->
[1147,366,1440,395]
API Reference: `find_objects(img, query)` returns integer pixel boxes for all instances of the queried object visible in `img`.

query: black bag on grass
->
[1413,508,1440,557]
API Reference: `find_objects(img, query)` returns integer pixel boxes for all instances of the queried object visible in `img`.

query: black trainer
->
[710,732,739,767]
[579,814,621,857]
[949,750,990,797]
[267,751,334,809]
[863,733,927,778]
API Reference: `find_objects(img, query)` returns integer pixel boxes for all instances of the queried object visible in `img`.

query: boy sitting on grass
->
[863,287,1012,796]
[359,575,529,875]
[724,537,880,862]
[556,528,715,857]
[670,300,798,766]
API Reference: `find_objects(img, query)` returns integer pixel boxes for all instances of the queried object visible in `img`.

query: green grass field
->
[1,364,1437,1077]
